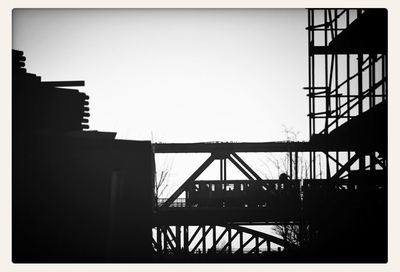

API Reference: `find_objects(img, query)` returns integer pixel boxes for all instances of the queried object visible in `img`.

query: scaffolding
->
[306,9,387,180]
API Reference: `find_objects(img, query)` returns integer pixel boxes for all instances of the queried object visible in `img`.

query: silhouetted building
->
[12,50,155,262]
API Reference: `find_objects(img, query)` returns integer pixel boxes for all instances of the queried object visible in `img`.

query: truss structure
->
[151,9,388,261]
[152,225,297,255]
[306,9,387,180]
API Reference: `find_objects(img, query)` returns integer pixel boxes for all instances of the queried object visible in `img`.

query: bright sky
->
[13,9,311,241]
[13,8,311,202]
[13,9,309,143]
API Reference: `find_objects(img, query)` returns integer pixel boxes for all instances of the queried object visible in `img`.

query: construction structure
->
[12,8,387,263]
[151,8,387,262]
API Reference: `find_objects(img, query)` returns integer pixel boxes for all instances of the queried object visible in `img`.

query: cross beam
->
[153,141,370,153]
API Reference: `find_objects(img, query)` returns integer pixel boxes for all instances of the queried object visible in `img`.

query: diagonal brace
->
[161,154,216,208]
[228,155,255,180]
[331,152,359,179]
[191,226,213,253]
[231,153,263,181]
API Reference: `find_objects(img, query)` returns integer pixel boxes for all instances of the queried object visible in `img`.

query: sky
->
[12,8,316,241]
[13,9,309,143]
[13,9,310,201]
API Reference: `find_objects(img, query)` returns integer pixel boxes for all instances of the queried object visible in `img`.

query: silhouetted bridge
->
[150,141,386,258]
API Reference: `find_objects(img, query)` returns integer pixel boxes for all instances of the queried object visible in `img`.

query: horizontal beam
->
[193,179,275,184]
[153,141,364,154]
[153,208,301,226]
[42,80,85,87]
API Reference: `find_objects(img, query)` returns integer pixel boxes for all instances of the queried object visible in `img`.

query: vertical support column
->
[202,225,206,253]
[370,153,376,171]
[346,10,351,167]
[175,225,181,252]
[228,228,232,254]
[309,152,313,180]
[212,225,216,252]
[336,151,340,173]
[324,9,330,134]
[334,55,339,128]
[267,240,271,252]
[163,227,168,253]
[324,12,333,177]
[334,10,339,130]
[157,227,162,253]
[223,158,226,180]
[289,151,293,179]
[357,47,366,173]
[220,159,223,181]
[334,11,339,174]
[220,158,227,184]
[308,8,316,180]
[371,55,374,107]
[357,40,363,113]
[334,9,338,37]
[369,55,373,107]
[346,51,350,122]
[313,152,316,180]
[326,152,330,179]
[308,9,316,139]
[326,152,331,179]
[255,236,260,254]
[295,151,299,180]
[357,10,364,174]
[239,231,244,253]
[359,154,366,171]
[184,225,189,252]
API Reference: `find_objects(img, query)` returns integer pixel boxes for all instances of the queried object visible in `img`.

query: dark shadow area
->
[12,50,155,262]
[12,8,387,263]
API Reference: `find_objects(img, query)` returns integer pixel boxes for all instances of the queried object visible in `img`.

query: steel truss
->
[306,8,387,180]
[151,8,387,260]
[156,147,305,210]
[152,225,297,255]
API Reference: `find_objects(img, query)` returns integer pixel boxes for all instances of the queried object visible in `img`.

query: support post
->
[295,151,299,180]
[202,226,206,253]
[184,226,189,252]
[228,228,232,254]
[212,226,216,252]
[157,227,162,253]
[176,226,181,252]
